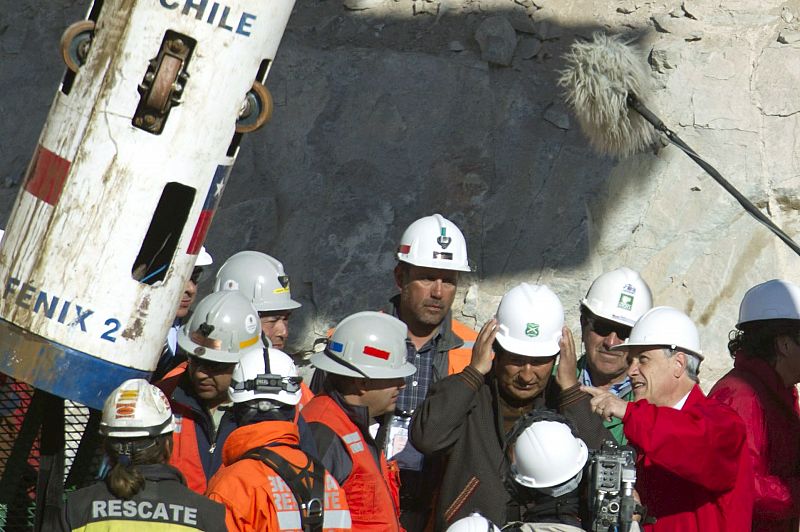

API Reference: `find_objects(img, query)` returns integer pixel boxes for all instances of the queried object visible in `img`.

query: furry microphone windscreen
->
[558,33,658,157]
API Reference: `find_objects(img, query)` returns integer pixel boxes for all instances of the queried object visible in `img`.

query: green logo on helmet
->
[525,323,540,337]
[618,293,634,311]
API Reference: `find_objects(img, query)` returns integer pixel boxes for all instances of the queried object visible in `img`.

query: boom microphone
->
[559,32,800,257]
[558,33,657,157]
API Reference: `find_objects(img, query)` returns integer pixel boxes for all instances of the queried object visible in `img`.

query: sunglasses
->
[190,266,204,284]
[586,315,632,340]
[187,355,234,372]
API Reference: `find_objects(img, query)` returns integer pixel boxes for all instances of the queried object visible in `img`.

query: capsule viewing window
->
[132,182,196,285]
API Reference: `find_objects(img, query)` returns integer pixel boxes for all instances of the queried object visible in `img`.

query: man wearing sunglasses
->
[156,290,259,494]
[152,246,213,382]
[573,267,652,444]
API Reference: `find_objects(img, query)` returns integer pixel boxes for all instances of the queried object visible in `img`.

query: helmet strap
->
[321,345,370,379]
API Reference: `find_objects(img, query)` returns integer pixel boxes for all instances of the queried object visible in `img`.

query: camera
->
[588,439,637,532]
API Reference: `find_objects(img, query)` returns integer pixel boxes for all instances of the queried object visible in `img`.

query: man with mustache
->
[303,311,415,531]
[381,214,478,530]
[583,306,753,531]
[156,290,256,494]
[574,268,652,444]
[412,283,611,530]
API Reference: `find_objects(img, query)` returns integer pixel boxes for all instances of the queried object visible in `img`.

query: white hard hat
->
[229,347,302,405]
[611,306,703,359]
[196,246,213,267]
[581,267,652,326]
[310,311,417,379]
[445,512,501,532]
[397,214,471,272]
[737,279,800,327]
[495,283,564,357]
[511,420,588,489]
[178,290,263,363]
[100,379,175,438]
[215,251,301,312]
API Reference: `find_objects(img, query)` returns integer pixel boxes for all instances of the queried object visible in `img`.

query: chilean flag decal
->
[24,145,71,206]
[363,345,390,360]
[187,164,232,254]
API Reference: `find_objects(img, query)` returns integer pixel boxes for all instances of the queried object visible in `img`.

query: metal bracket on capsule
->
[133,32,196,135]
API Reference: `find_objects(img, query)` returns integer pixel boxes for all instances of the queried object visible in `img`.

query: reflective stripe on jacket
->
[206,421,351,531]
[302,394,403,531]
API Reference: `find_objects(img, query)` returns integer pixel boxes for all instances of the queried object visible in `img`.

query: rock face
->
[2,0,800,389]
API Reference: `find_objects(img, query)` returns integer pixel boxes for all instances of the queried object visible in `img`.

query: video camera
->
[587,439,637,532]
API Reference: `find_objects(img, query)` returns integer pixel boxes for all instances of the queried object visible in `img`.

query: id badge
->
[385,415,410,460]
[385,415,424,471]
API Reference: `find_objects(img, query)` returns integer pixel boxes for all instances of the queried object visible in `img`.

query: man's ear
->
[672,351,687,378]
[393,263,405,290]
[774,335,794,358]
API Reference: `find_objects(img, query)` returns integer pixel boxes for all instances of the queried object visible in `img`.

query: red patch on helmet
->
[363,346,390,360]
[398,244,411,254]
[115,405,136,418]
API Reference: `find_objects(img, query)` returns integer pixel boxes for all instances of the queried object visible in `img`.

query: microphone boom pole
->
[560,33,800,258]
[626,94,800,257]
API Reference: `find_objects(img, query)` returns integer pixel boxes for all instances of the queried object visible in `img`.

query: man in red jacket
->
[583,306,753,532]
[710,279,800,532]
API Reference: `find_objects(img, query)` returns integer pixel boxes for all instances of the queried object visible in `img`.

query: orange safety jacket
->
[298,381,315,411]
[302,394,403,532]
[446,319,477,376]
[157,363,236,495]
[206,421,351,531]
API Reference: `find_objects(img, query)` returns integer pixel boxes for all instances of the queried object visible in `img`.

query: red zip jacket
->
[710,354,800,532]
[623,385,754,531]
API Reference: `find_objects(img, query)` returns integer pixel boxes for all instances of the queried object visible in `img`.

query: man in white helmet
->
[214,250,316,408]
[214,250,302,352]
[155,290,259,494]
[378,213,479,530]
[567,267,652,444]
[412,283,611,530]
[206,347,352,531]
[152,246,214,381]
[503,410,616,532]
[303,311,415,531]
[61,379,227,531]
[709,279,800,532]
[583,306,753,531]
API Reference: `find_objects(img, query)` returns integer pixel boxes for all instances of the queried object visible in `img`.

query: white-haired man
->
[583,306,753,531]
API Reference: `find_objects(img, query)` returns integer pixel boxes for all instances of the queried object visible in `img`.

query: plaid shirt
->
[579,365,633,398]
[396,336,438,415]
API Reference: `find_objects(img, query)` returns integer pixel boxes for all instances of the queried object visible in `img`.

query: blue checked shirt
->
[579,366,633,398]
[396,336,438,415]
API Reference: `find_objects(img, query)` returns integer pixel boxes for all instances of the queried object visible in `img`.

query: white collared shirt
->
[672,391,691,410]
